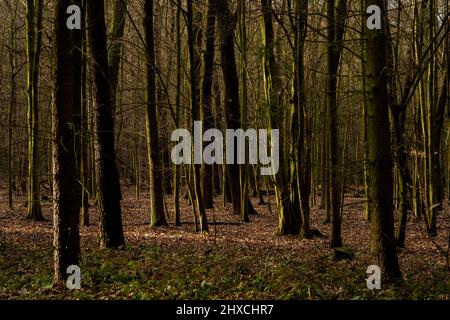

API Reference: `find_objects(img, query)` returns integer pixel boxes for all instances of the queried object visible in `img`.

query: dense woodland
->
[0,0,449,299]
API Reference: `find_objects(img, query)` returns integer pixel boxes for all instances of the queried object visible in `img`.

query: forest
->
[0,0,449,300]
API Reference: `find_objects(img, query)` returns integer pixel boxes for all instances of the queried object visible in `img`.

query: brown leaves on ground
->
[0,185,449,300]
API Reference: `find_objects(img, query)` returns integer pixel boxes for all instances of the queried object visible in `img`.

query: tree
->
[7,0,19,211]
[200,0,216,210]
[78,0,90,226]
[25,0,44,221]
[213,0,241,217]
[364,0,401,280]
[292,0,311,238]
[144,0,167,227]
[187,0,209,232]
[173,0,182,226]
[261,0,297,234]
[87,0,125,248]
[53,0,81,286]
[109,0,127,109]
[238,0,249,222]
[213,0,257,220]
[385,8,413,248]
[327,0,347,248]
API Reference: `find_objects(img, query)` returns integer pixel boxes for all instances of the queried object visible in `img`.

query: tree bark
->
[144,0,167,227]
[201,0,216,210]
[108,0,127,110]
[327,0,346,248]
[26,0,44,221]
[261,0,297,235]
[53,0,81,286]
[188,0,209,233]
[213,0,244,217]
[87,0,125,248]
[364,0,401,281]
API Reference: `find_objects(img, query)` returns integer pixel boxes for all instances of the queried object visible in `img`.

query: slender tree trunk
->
[386,13,413,248]
[173,0,182,226]
[26,0,43,221]
[80,0,90,226]
[53,0,81,286]
[360,0,370,221]
[327,0,346,248]
[201,0,216,210]
[261,0,297,235]
[293,0,310,238]
[144,0,167,227]
[213,0,245,217]
[71,0,83,230]
[87,0,125,248]
[8,3,19,211]
[108,0,127,110]
[188,0,209,233]
[364,0,401,280]
[239,0,250,222]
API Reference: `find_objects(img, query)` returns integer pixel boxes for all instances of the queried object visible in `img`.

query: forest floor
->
[0,185,449,300]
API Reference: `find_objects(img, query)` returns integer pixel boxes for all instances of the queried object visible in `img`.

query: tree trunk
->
[173,0,182,226]
[213,0,245,217]
[80,0,90,226]
[292,0,310,238]
[8,2,19,211]
[53,0,81,286]
[144,0,167,227]
[26,0,43,221]
[261,0,297,235]
[188,0,209,233]
[200,0,216,210]
[108,0,127,110]
[364,0,401,281]
[87,0,125,248]
[327,0,346,248]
